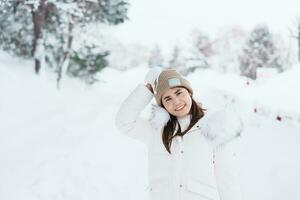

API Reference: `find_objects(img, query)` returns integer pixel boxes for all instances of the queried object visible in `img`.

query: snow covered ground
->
[1,50,300,200]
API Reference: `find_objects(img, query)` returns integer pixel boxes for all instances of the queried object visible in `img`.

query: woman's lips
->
[175,104,185,111]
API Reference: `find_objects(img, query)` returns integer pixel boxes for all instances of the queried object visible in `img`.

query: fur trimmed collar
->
[149,103,243,148]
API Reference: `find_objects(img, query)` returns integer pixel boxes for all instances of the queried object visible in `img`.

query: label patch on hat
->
[168,78,181,87]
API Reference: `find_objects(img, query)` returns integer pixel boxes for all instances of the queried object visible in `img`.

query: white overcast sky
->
[110,0,300,47]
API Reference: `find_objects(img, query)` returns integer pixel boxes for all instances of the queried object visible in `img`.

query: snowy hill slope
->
[1,51,300,200]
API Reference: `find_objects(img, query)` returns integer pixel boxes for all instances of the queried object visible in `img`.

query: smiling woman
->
[115,67,243,200]
[161,87,192,116]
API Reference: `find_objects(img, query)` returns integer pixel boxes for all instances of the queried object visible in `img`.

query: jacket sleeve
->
[115,83,155,145]
[213,137,244,200]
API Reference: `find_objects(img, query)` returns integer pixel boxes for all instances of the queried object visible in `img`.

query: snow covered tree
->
[191,29,213,58]
[239,25,283,79]
[0,0,129,85]
[296,20,300,62]
[167,31,212,76]
[288,16,300,63]
[148,44,164,68]
[169,45,184,69]
[210,26,247,73]
[0,1,33,58]
[180,29,211,75]
[167,44,204,76]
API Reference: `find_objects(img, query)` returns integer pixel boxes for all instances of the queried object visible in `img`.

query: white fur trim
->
[149,104,170,130]
[201,104,243,149]
[149,102,243,147]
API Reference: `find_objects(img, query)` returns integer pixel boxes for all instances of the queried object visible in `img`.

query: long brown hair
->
[161,97,205,154]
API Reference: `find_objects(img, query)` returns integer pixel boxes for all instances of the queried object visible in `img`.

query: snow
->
[1,49,300,200]
[252,66,300,115]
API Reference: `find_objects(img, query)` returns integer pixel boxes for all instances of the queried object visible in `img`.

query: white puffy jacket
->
[115,83,244,200]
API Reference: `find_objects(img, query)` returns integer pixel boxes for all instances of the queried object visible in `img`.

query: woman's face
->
[161,87,192,117]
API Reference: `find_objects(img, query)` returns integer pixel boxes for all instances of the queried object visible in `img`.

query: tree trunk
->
[57,19,74,89]
[298,23,300,62]
[31,0,47,74]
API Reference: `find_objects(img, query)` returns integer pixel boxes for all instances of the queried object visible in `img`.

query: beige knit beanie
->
[154,69,193,106]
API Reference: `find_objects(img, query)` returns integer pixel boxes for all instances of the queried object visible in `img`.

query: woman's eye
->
[176,92,182,96]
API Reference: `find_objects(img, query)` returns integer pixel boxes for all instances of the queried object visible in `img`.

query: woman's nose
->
[173,97,181,106]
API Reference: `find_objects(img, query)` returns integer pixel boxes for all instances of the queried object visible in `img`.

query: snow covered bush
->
[239,25,283,80]
[68,44,109,84]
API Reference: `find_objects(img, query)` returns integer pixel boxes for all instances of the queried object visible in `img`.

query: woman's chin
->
[173,109,189,117]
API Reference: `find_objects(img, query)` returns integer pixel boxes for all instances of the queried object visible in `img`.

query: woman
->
[115,68,243,200]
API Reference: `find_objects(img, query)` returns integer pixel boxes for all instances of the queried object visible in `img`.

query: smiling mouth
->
[175,104,185,111]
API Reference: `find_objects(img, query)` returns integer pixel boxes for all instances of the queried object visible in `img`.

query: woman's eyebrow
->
[174,88,181,94]
[163,96,170,100]
[163,89,181,100]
